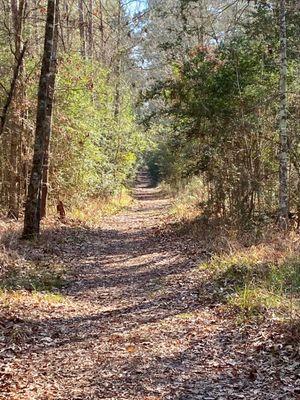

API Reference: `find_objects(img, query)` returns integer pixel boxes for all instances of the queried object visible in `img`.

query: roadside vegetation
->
[161,178,300,331]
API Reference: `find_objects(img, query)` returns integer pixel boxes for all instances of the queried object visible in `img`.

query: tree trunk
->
[278,0,289,227]
[0,44,27,136]
[87,0,93,58]
[78,0,86,58]
[114,0,122,120]
[7,122,19,219]
[40,0,59,219]
[22,0,59,239]
[99,0,105,61]
[7,0,26,219]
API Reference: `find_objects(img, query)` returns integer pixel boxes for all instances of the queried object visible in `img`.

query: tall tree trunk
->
[23,0,59,239]
[114,0,122,120]
[64,2,70,51]
[0,44,27,136]
[7,0,26,219]
[113,0,122,185]
[199,0,205,47]
[87,0,93,58]
[278,0,289,226]
[99,0,105,61]
[40,0,59,219]
[78,0,86,58]
[7,123,19,219]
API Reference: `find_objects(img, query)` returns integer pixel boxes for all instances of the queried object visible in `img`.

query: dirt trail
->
[1,173,297,400]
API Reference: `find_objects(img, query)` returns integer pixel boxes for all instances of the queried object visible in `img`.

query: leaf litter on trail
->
[0,180,299,399]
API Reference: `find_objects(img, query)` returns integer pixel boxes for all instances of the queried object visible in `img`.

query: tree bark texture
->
[78,0,86,58]
[40,0,59,219]
[23,0,59,238]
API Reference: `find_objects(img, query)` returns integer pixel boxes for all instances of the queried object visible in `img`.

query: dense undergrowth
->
[163,177,300,325]
[144,4,300,225]
[0,52,146,219]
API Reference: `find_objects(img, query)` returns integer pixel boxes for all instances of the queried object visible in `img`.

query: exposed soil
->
[0,173,299,400]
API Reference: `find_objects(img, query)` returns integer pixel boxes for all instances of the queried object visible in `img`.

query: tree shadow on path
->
[1,173,298,400]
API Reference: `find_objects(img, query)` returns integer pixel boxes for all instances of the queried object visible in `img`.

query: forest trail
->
[2,173,296,400]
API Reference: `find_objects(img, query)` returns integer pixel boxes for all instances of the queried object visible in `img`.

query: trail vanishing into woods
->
[2,173,297,400]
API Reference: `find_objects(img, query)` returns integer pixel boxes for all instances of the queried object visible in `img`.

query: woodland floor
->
[0,173,299,400]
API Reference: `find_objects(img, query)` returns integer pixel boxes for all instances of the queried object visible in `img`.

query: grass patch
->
[201,248,300,320]
[69,188,133,227]
[230,287,297,316]
[177,312,196,320]
[0,250,66,293]
[0,289,66,305]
